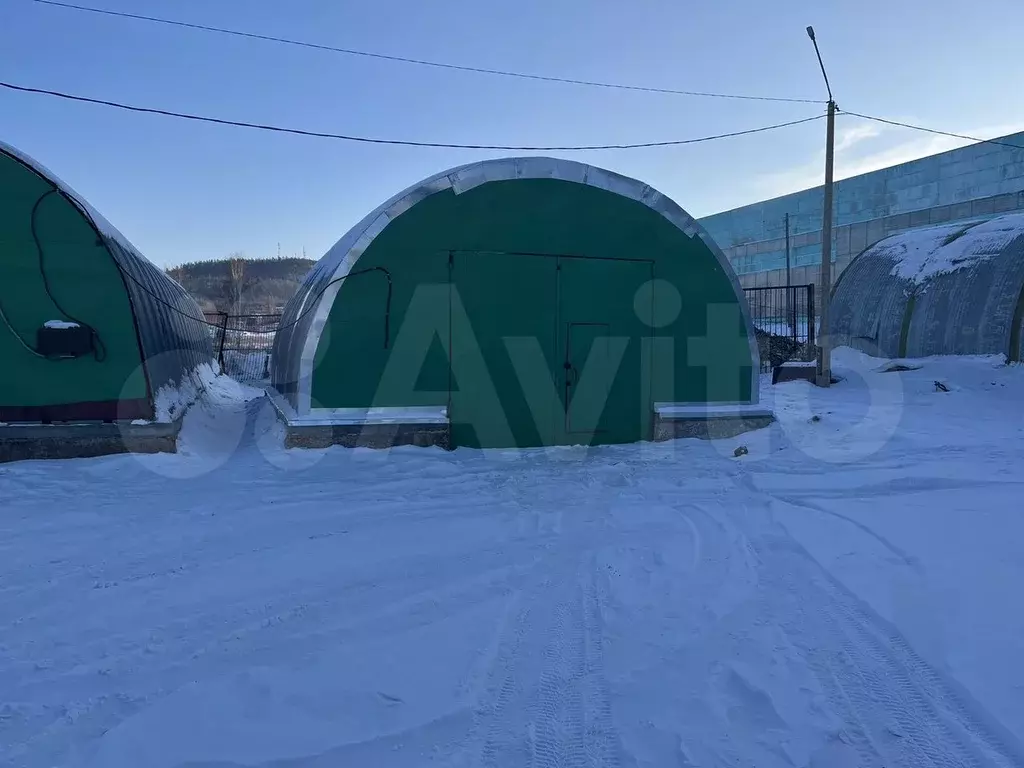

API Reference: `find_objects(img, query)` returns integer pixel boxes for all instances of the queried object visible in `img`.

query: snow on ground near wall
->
[2,349,1024,767]
[152,362,224,423]
[222,350,271,383]
[755,318,812,337]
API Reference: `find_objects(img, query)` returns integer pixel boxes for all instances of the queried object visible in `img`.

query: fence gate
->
[204,312,281,383]
[742,285,816,372]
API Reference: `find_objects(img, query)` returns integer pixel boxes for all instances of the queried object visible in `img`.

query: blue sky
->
[3,0,1023,267]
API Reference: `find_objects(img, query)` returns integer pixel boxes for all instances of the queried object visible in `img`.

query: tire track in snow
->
[764,530,1024,768]
[773,475,1024,499]
[3,544,535,700]
[762,487,921,569]
[581,562,621,768]
[834,584,1024,768]
[453,541,625,768]
[477,595,534,768]
[690,478,1024,767]
[679,502,760,620]
[460,581,542,768]
[527,562,624,768]
[827,586,999,767]
[782,579,888,767]
[39,529,625,762]
[528,586,585,768]
[447,543,577,768]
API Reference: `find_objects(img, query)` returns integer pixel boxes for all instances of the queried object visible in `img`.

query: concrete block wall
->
[731,189,1024,302]
[701,130,1024,301]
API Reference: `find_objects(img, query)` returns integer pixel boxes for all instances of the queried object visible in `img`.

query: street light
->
[806,27,833,102]
[807,25,836,387]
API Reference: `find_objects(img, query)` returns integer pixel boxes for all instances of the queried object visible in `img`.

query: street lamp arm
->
[805,25,834,103]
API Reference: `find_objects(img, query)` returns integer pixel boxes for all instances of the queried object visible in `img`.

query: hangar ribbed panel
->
[905,220,1024,358]
[105,238,215,395]
[830,215,1024,361]
[830,235,922,357]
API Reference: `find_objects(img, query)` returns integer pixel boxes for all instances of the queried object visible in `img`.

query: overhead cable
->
[844,112,1024,151]
[0,81,828,151]
[31,0,822,105]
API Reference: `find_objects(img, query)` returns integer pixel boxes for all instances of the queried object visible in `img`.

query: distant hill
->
[166,256,315,315]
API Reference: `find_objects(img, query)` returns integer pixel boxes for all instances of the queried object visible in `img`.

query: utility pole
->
[807,25,835,387]
[784,212,793,336]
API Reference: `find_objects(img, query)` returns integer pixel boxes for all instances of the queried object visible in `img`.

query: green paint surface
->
[0,153,146,409]
[450,251,559,449]
[311,178,753,447]
[559,256,653,444]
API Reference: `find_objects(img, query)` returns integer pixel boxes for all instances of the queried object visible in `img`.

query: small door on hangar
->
[558,256,653,445]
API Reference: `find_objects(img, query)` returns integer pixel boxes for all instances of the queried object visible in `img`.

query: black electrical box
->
[36,324,92,359]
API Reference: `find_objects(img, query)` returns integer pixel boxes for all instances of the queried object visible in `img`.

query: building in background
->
[699,131,1024,297]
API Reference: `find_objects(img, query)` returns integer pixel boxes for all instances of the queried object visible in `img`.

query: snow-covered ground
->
[221,350,271,383]
[2,349,1024,767]
[755,318,811,337]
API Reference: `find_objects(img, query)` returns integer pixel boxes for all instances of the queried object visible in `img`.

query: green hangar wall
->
[0,140,215,426]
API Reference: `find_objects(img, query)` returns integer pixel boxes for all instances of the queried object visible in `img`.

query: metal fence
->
[743,284,816,372]
[204,312,281,383]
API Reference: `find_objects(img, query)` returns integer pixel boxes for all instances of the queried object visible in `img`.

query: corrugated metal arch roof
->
[830,213,1024,360]
[271,155,758,415]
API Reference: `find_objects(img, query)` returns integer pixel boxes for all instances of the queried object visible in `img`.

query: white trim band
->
[654,402,774,420]
[268,388,448,427]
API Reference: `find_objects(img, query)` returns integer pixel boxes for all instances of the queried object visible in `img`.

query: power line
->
[0,80,828,151]
[31,0,822,105]
[843,111,1024,151]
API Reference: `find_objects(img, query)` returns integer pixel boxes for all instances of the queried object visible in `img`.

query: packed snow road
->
[2,351,1024,767]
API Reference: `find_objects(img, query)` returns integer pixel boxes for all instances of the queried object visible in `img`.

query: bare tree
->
[228,253,247,314]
